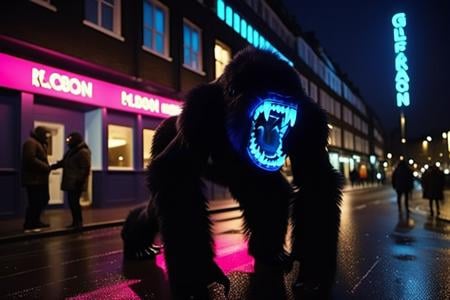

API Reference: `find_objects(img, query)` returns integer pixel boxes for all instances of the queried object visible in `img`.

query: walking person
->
[421,165,445,217]
[392,160,414,215]
[21,126,52,232]
[52,132,91,229]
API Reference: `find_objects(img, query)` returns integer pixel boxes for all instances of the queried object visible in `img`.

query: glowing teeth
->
[263,102,271,121]
[247,97,298,171]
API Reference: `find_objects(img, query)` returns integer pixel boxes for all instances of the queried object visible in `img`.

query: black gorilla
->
[122,47,343,299]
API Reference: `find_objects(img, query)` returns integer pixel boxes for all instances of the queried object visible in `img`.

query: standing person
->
[52,132,91,229]
[350,169,358,187]
[21,126,52,232]
[392,160,414,215]
[422,165,445,216]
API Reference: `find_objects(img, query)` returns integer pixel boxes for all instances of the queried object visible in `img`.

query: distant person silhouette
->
[52,132,91,229]
[392,160,414,215]
[350,169,359,187]
[421,165,445,217]
[21,126,52,232]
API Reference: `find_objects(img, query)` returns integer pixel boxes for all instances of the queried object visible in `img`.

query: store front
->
[0,52,182,216]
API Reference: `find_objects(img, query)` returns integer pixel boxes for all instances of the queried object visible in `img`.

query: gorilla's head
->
[217,47,305,171]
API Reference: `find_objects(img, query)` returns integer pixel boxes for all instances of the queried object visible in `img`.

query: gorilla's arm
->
[147,84,229,298]
[287,98,343,298]
[121,116,178,260]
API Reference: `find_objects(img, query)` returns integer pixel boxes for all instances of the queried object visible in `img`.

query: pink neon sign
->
[0,53,182,118]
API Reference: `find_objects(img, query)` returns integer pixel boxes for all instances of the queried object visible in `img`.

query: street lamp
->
[426,136,432,142]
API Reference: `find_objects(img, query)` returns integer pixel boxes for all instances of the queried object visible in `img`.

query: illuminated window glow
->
[183,20,202,72]
[246,94,298,171]
[108,124,133,169]
[392,12,410,107]
[216,0,292,66]
[143,0,169,57]
[214,41,232,78]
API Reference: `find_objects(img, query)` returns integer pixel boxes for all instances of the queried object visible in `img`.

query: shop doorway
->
[34,121,65,205]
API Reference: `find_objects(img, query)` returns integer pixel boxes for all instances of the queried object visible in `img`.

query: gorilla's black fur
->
[121,47,343,299]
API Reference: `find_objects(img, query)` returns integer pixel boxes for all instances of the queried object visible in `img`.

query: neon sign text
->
[392,13,410,107]
[32,68,93,98]
[121,91,160,113]
[0,53,182,119]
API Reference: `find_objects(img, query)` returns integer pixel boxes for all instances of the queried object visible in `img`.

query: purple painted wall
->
[0,92,20,216]
[33,98,85,142]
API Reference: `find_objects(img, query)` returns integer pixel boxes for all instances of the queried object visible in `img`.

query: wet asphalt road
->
[0,185,449,299]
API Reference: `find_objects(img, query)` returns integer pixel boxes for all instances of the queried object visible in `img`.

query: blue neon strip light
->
[392,12,410,107]
[216,0,293,66]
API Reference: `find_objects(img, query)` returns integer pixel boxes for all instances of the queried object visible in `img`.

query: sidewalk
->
[0,198,241,244]
[0,183,385,244]
[410,190,450,222]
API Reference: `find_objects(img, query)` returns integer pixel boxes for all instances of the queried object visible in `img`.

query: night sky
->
[283,0,450,140]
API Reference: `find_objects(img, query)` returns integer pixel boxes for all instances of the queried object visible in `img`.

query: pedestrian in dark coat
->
[421,165,445,216]
[392,160,414,215]
[52,132,91,228]
[21,126,51,231]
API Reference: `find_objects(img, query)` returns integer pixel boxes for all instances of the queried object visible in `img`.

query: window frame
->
[30,0,57,11]
[142,0,171,60]
[182,19,204,75]
[83,0,124,42]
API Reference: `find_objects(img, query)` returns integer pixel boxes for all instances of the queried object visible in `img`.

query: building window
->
[30,0,57,11]
[183,20,203,72]
[143,129,155,168]
[343,106,353,125]
[298,73,309,95]
[343,130,354,150]
[84,0,123,40]
[214,41,231,78]
[309,82,318,102]
[108,124,133,169]
[328,125,341,147]
[143,0,169,58]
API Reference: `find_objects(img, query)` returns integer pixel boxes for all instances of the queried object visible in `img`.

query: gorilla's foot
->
[123,245,161,260]
[249,261,287,300]
[173,263,230,299]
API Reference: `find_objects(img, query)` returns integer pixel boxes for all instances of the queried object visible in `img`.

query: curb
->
[0,205,241,245]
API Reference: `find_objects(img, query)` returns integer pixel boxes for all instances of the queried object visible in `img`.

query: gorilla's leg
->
[148,143,229,299]
[230,172,292,299]
[290,152,343,299]
[121,117,177,260]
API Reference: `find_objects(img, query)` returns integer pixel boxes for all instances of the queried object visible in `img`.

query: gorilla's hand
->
[121,206,160,261]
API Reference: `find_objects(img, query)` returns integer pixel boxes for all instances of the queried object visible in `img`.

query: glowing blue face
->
[247,95,298,171]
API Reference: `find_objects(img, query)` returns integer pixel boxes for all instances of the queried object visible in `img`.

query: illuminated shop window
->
[84,0,123,39]
[183,20,203,72]
[108,124,133,169]
[143,129,155,167]
[214,41,231,78]
[143,0,169,57]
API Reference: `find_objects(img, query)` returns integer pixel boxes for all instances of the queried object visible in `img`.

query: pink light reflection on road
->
[70,235,252,299]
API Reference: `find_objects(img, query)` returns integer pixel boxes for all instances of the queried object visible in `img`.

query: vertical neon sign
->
[392,12,410,107]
